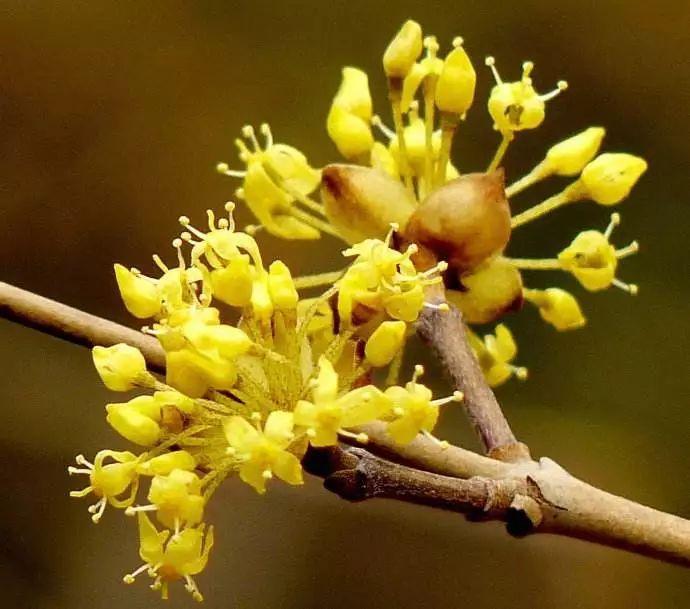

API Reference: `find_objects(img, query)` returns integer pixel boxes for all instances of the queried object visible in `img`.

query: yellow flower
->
[69,450,141,522]
[337,230,446,326]
[384,366,461,445]
[224,411,303,494]
[523,287,586,331]
[468,324,527,387]
[558,214,639,293]
[165,347,237,398]
[218,124,321,239]
[92,343,148,392]
[294,357,388,446]
[123,512,213,602]
[126,469,205,530]
[486,57,567,134]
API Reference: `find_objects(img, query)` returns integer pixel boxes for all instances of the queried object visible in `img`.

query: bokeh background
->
[1,1,689,608]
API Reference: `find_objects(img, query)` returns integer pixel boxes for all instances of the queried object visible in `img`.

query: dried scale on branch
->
[2,15,683,605]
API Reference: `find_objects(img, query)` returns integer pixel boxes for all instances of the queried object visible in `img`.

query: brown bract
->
[404,170,511,273]
[321,164,416,244]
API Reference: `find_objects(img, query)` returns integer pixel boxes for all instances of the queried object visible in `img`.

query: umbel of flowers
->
[70,19,646,601]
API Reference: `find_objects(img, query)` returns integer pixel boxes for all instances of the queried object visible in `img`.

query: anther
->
[262,469,273,480]
[452,36,464,48]
[485,56,502,85]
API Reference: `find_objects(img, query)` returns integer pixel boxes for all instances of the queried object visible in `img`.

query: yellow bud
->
[545,127,605,176]
[327,67,374,159]
[210,255,253,307]
[137,450,196,476]
[364,320,407,367]
[580,153,648,205]
[383,20,423,78]
[92,344,147,392]
[183,320,252,359]
[113,264,160,319]
[124,395,161,421]
[268,260,299,310]
[166,348,237,398]
[106,403,162,446]
[321,164,416,244]
[435,42,476,115]
[524,288,586,331]
[446,257,523,324]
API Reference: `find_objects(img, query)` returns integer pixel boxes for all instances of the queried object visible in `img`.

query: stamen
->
[125,504,158,516]
[512,366,529,381]
[604,212,621,240]
[234,137,250,161]
[172,238,185,270]
[521,60,534,82]
[431,390,464,406]
[241,125,261,151]
[411,364,425,383]
[206,209,217,231]
[216,162,247,178]
[67,467,92,476]
[392,406,405,417]
[91,497,107,523]
[259,123,274,148]
[262,469,273,480]
[540,80,568,102]
[612,278,639,295]
[338,429,369,444]
[224,201,237,231]
[616,241,639,259]
[69,486,94,498]
[123,563,150,584]
[485,56,502,85]
[152,254,169,274]
[75,454,94,468]
[371,115,396,140]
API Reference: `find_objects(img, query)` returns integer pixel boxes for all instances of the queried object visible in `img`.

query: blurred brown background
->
[1,1,689,608]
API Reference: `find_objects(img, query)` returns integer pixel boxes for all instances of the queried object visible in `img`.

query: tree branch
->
[417,287,530,462]
[2,280,690,567]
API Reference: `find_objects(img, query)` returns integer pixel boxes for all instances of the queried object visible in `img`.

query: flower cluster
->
[71,18,646,602]
[217,19,645,386]
[71,206,458,600]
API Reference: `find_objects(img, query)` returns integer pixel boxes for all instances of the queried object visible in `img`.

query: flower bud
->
[435,41,476,115]
[137,450,196,476]
[524,288,586,331]
[580,153,648,205]
[321,164,416,244]
[404,170,511,272]
[114,264,160,319]
[445,257,522,324]
[545,127,605,176]
[383,20,423,78]
[106,402,162,446]
[183,320,252,359]
[364,321,407,367]
[93,343,148,392]
[327,67,374,159]
[268,260,299,310]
